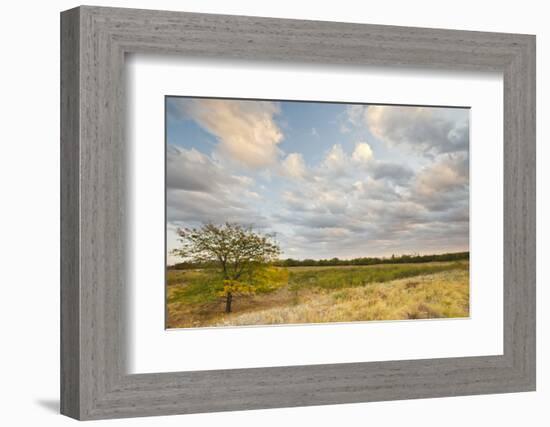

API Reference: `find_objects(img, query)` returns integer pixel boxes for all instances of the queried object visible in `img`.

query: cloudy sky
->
[166,97,469,265]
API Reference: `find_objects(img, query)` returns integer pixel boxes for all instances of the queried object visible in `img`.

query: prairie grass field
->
[166,261,469,328]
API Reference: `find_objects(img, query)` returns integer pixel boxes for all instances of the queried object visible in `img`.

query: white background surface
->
[0,0,547,426]
[128,57,503,373]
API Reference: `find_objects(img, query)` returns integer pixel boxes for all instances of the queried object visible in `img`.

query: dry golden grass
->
[212,269,469,326]
[166,265,469,328]
[166,285,296,328]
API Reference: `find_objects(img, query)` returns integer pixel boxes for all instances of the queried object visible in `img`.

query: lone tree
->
[172,222,282,313]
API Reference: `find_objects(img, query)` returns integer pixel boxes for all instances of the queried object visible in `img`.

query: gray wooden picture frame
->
[60,5,536,421]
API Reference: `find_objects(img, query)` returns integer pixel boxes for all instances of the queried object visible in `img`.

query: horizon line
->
[167,250,469,267]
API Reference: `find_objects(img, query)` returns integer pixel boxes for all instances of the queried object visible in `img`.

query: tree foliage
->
[171,222,282,313]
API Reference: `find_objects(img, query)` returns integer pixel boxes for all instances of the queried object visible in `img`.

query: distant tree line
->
[273,251,469,267]
[168,251,469,270]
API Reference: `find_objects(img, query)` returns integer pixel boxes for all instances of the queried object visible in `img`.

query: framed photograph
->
[164,97,471,329]
[61,6,536,420]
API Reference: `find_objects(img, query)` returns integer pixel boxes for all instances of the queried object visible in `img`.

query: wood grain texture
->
[60,7,80,419]
[60,5,536,420]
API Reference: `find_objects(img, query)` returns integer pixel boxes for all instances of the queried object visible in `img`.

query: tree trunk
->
[225,292,233,313]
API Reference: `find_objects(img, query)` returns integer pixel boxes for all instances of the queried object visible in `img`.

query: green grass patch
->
[167,269,224,305]
[167,266,289,305]
[167,261,468,308]
[287,261,468,292]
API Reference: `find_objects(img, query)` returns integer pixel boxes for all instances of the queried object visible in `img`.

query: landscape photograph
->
[165,96,470,329]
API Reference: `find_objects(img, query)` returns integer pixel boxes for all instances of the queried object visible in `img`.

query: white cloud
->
[414,154,468,198]
[281,152,307,179]
[167,189,267,228]
[177,99,284,168]
[346,105,365,127]
[319,190,349,214]
[166,145,265,229]
[352,177,401,201]
[348,105,469,156]
[167,146,247,193]
[371,162,414,184]
[321,144,348,175]
[352,142,374,164]
[281,190,316,212]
